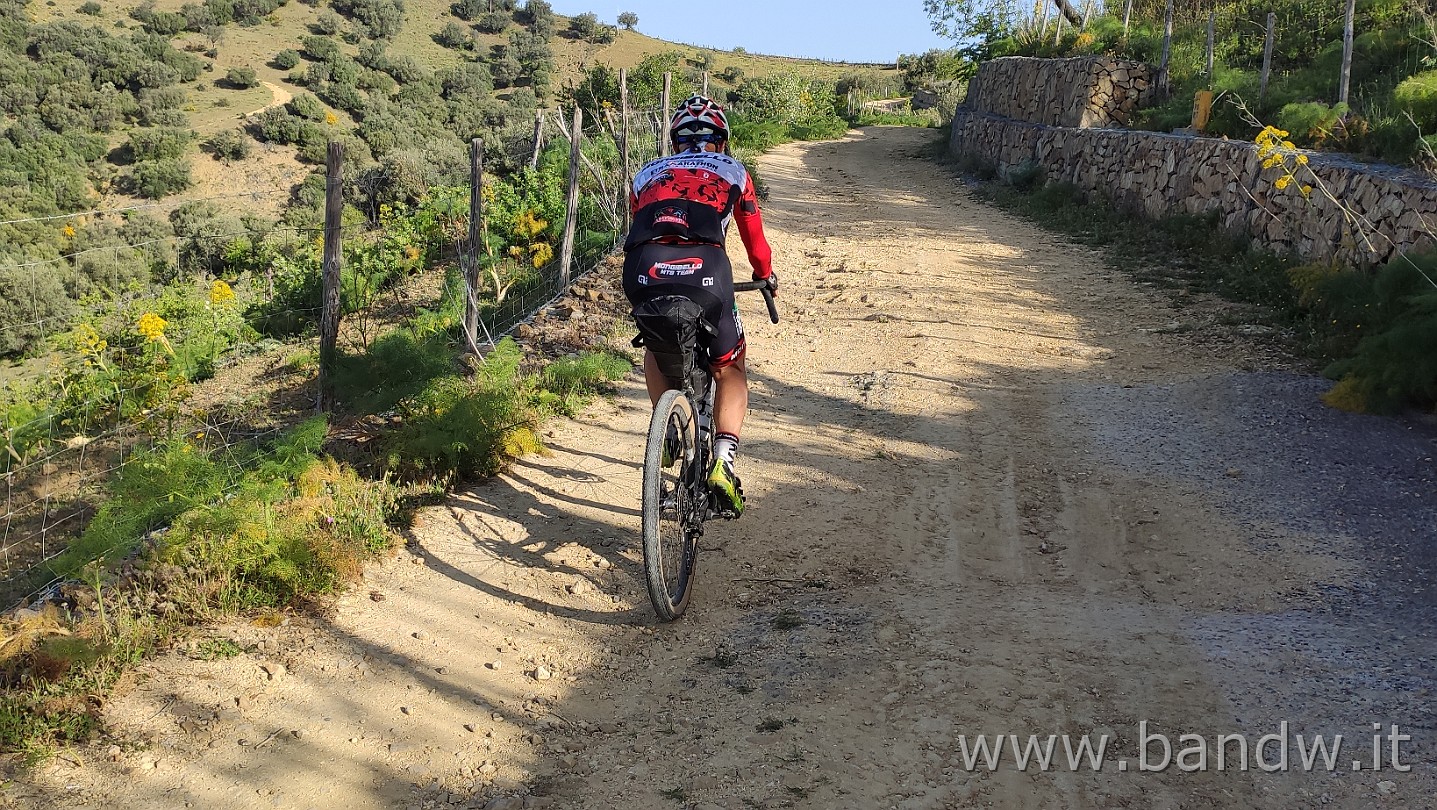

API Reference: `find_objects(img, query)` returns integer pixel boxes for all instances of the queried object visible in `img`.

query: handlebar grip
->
[732,280,779,324]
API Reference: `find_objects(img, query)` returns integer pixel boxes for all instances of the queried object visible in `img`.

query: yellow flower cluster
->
[1254,125,1313,198]
[75,323,107,367]
[508,242,554,268]
[136,312,167,341]
[208,279,236,306]
[62,223,76,238]
[513,210,548,241]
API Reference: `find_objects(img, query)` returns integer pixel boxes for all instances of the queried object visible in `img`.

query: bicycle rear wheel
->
[642,389,701,621]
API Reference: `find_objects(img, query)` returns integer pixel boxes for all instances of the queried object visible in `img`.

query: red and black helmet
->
[668,95,729,141]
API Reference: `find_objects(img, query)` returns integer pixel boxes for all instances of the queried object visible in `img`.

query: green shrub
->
[206,128,252,162]
[1394,70,1437,133]
[434,20,470,48]
[285,92,327,121]
[49,441,232,579]
[450,0,483,20]
[313,9,342,35]
[224,66,259,89]
[475,10,509,33]
[127,127,193,162]
[1005,161,1045,192]
[1307,254,1437,413]
[0,263,75,358]
[1275,102,1349,147]
[385,339,540,481]
[78,1,101,14]
[128,158,192,198]
[538,350,631,416]
[273,48,300,69]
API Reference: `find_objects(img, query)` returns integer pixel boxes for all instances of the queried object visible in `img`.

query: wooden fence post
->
[1206,11,1216,85]
[659,72,672,157]
[558,106,582,284]
[317,141,343,413]
[464,137,482,355]
[1260,12,1276,105]
[702,70,709,96]
[619,68,631,232]
[1339,0,1355,105]
[1158,0,1174,95]
[529,109,543,170]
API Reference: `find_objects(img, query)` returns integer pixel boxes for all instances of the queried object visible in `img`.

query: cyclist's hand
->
[755,271,778,298]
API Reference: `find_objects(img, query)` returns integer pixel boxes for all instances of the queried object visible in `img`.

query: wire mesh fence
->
[0,78,689,608]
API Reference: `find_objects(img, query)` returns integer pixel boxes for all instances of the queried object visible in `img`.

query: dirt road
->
[14,127,1437,809]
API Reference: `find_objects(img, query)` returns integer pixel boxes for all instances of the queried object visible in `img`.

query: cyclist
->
[622,94,777,517]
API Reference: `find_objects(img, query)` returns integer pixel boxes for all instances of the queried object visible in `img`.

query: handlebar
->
[733,280,780,324]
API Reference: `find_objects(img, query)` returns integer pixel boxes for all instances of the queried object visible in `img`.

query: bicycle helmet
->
[668,95,729,142]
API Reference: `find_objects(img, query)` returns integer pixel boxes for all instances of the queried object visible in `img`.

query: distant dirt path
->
[246,81,292,117]
[14,127,1436,809]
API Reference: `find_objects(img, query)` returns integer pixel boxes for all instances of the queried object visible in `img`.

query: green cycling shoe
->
[706,458,744,517]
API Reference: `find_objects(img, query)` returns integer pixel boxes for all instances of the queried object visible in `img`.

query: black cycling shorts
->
[622,241,746,368]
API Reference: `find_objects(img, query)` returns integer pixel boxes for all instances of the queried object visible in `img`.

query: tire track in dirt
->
[14,127,1436,810]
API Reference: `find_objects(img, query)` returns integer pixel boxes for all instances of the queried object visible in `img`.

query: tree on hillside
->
[617,11,637,30]
[570,12,599,39]
[476,10,510,33]
[451,0,483,20]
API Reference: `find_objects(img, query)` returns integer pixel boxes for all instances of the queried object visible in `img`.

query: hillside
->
[28,0,899,199]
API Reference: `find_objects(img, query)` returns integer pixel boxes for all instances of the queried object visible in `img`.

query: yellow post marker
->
[1192,89,1214,133]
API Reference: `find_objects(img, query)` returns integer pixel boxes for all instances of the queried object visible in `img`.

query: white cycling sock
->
[714,433,739,465]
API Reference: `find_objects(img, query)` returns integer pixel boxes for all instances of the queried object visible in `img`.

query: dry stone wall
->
[964,56,1157,129]
[949,109,1437,267]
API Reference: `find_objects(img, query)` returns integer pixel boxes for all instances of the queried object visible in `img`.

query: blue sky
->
[545,1,953,64]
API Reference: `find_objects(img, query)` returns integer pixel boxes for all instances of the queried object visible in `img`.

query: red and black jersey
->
[625,151,773,280]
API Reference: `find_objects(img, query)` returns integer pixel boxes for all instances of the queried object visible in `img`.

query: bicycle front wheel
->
[642,389,701,621]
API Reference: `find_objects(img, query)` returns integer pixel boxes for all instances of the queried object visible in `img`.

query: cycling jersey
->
[625,151,773,280]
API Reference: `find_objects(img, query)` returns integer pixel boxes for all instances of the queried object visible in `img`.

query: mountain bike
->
[633,281,779,621]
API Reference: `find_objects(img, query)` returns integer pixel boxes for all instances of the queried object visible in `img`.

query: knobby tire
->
[642,389,700,621]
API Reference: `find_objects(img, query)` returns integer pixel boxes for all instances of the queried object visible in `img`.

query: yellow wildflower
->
[1274,176,1291,191]
[75,323,107,368]
[137,312,168,341]
[325,111,338,125]
[209,279,236,306]
[1295,154,1309,166]
[529,242,554,268]
[1281,140,1296,150]
[1300,184,1313,196]
[1262,155,1281,170]
[404,245,421,262]
[513,210,548,241]
[62,223,76,238]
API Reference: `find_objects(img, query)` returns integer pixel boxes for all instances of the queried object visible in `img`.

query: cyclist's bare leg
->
[642,350,671,405]
[711,360,748,439]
